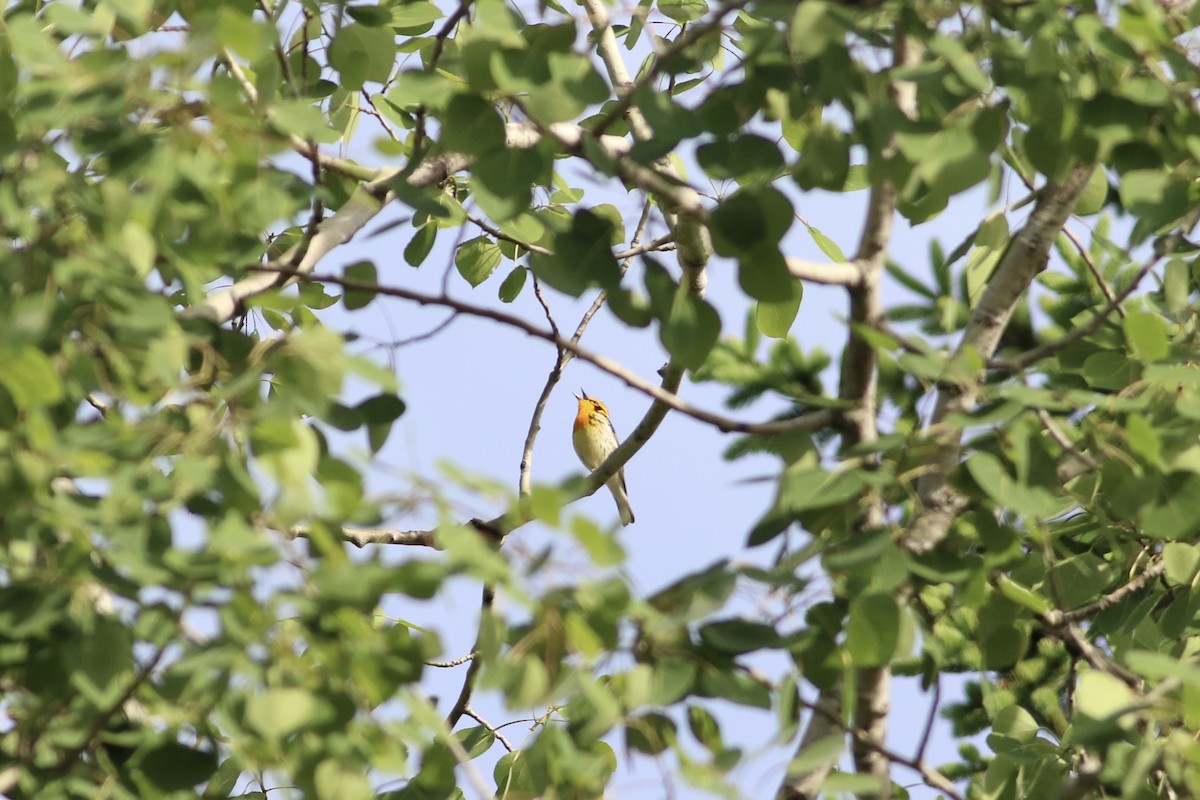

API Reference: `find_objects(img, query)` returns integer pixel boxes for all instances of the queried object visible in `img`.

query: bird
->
[572,390,635,526]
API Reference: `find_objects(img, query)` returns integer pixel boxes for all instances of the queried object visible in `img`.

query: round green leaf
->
[455,236,504,287]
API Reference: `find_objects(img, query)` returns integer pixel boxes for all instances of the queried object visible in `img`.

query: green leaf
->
[710,187,793,254]
[1164,542,1200,586]
[784,735,843,778]
[659,0,708,23]
[529,209,621,296]
[440,94,506,156]
[455,726,496,759]
[845,592,899,667]
[357,393,406,423]
[1075,669,1135,721]
[778,463,866,512]
[472,147,549,221]
[755,280,803,338]
[662,288,721,370]
[737,244,794,302]
[1120,169,1190,227]
[788,1,843,59]
[698,619,782,655]
[267,100,339,143]
[404,224,438,267]
[328,23,395,89]
[1123,310,1169,361]
[697,135,785,184]
[697,665,771,708]
[245,688,321,739]
[314,758,373,800]
[343,260,378,310]
[391,1,443,34]
[625,713,677,755]
[455,237,504,287]
[991,705,1040,744]
[793,123,850,191]
[139,742,219,792]
[1075,167,1109,215]
[966,452,1060,517]
[1164,257,1190,314]
[498,266,528,302]
[0,347,63,408]
[648,563,737,621]
[803,221,847,262]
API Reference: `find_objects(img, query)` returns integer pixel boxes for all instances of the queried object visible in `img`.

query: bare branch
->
[259,266,836,436]
[411,686,497,800]
[787,258,863,286]
[427,653,477,668]
[518,276,566,500]
[589,0,753,137]
[1042,559,1165,626]
[1035,407,1098,475]
[462,702,515,752]
[447,585,494,729]
[287,524,438,549]
[903,164,1096,554]
[915,678,941,764]
[834,27,921,799]
[1062,225,1122,316]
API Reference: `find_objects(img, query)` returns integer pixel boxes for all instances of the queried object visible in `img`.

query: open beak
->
[575,388,588,400]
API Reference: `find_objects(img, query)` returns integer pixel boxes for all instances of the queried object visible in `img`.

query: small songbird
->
[572,390,635,526]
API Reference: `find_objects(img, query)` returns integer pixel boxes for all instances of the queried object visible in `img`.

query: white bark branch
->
[787,258,863,286]
[903,164,1095,554]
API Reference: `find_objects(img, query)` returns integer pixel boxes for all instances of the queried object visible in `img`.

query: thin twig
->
[991,252,1160,372]
[518,275,565,499]
[409,1,472,159]
[462,702,515,752]
[252,265,838,435]
[427,653,477,668]
[446,585,495,729]
[588,0,753,137]
[287,524,438,548]
[467,211,553,256]
[1034,407,1098,473]
[915,678,941,765]
[412,687,496,800]
[1062,225,1122,316]
[1043,559,1165,626]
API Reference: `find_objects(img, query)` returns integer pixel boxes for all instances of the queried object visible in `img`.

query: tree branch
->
[446,584,494,729]
[902,163,1096,554]
[1042,558,1165,626]
[260,267,835,435]
[287,524,438,549]
[990,251,1160,372]
[787,258,864,286]
[777,687,842,800]
[589,0,753,137]
[185,122,631,326]
[828,26,920,800]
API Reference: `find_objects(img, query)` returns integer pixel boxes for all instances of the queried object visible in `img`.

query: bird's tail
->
[607,475,635,526]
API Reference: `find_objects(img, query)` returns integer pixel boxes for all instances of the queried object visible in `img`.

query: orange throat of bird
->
[573,407,592,434]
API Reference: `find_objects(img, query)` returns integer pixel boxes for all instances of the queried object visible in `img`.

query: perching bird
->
[573,390,635,526]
